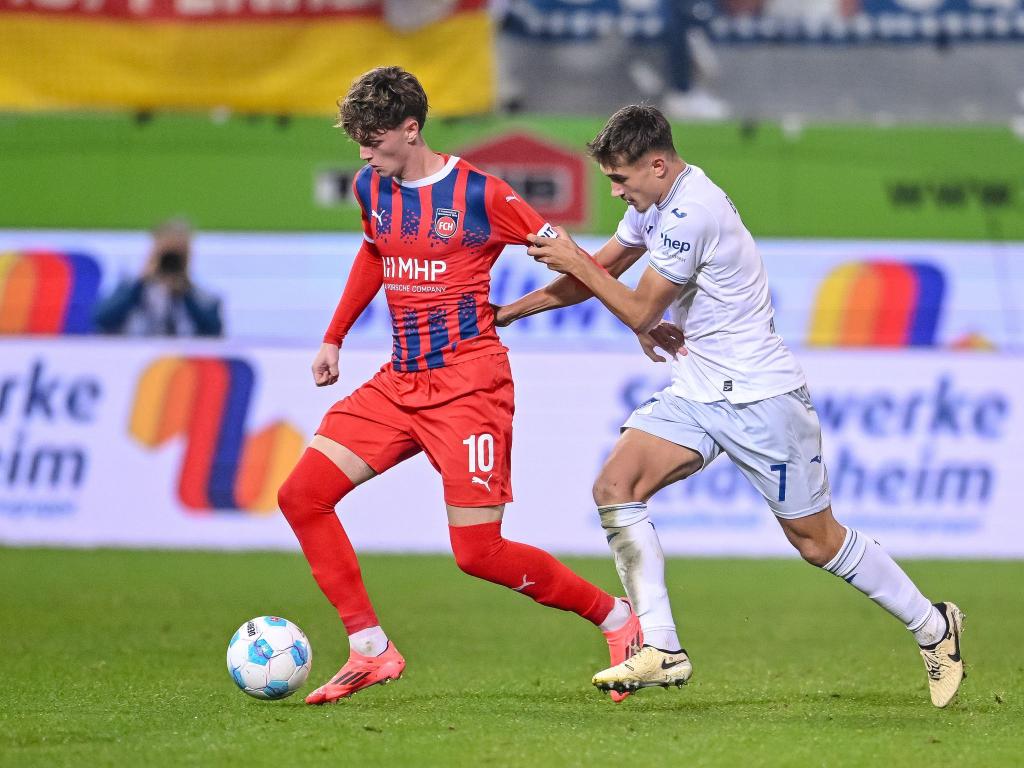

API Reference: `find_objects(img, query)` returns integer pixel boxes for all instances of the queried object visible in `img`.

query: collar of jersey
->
[397,154,460,188]
[656,165,693,211]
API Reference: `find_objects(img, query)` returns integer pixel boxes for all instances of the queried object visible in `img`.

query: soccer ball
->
[226,616,312,700]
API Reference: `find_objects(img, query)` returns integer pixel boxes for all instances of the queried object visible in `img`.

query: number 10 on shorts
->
[462,433,494,474]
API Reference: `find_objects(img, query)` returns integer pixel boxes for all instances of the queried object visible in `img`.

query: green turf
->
[2,549,1021,767]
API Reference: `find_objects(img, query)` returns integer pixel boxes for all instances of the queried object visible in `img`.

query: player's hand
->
[311,343,340,387]
[491,303,514,327]
[638,322,686,362]
[527,226,585,275]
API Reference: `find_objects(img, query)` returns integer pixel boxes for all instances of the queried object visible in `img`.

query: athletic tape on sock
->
[598,502,649,529]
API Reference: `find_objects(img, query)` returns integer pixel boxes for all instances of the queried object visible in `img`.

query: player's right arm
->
[494,236,645,326]
[313,166,385,387]
[314,240,383,387]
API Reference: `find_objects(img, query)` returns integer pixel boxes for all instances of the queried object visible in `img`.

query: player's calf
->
[448,521,614,624]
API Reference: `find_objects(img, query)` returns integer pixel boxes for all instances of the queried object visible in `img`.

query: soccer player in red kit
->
[277,66,641,704]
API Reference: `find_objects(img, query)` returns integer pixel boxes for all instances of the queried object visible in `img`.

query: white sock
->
[348,626,388,657]
[913,604,949,648]
[822,526,946,645]
[598,597,632,633]
[598,502,681,651]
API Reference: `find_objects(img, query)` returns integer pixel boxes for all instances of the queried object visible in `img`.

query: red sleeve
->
[487,178,555,245]
[353,168,375,243]
[322,241,383,347]
[486,177,608,277]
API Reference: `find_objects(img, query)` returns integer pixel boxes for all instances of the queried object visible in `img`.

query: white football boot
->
[919,601,966,708]
[593,645,693,694]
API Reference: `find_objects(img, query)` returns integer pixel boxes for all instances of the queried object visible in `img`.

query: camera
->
[157,250,186,275]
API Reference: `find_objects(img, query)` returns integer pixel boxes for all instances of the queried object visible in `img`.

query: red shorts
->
[317,353,515,507]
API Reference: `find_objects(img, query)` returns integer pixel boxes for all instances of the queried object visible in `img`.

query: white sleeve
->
[614,208,645,248]
[647,204,718,285]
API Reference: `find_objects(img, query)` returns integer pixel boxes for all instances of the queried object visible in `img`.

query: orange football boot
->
[305,642,406,704]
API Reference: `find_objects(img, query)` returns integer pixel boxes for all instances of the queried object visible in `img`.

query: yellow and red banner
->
[0,0,493,115]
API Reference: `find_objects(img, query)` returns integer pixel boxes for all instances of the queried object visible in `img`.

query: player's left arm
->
[529,204,716,334]
[496,236,645,326]
[487,179,633,321]
[530,226,682,333]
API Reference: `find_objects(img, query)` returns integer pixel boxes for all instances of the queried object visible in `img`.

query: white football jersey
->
[615,164,805,404]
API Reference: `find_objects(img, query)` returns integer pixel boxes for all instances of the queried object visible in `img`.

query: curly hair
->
[587,104,677,167]
[337,66,429,144]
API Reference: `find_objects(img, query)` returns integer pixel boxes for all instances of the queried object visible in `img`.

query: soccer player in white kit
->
[498,105,966,708]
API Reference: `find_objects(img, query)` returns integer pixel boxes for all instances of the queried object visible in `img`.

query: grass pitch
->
[2,548,1021,767]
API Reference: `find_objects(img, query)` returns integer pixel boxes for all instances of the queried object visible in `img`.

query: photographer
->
[93,218,223,337]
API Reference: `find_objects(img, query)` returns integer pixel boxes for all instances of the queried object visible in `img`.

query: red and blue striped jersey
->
[353,155,549,371]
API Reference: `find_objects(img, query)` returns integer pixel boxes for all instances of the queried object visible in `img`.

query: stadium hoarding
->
[1,338,1021,557]
[502,0,1024,43]
[1,231,1022,351]
[710,0,1024,44]
[0,1,492,116]
[2,113,1022,242]
[459,132,589,226]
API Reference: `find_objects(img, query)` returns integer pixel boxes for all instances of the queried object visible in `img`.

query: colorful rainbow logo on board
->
[130,358,303,513]
[0,251,101,334]
[808,261,946,347]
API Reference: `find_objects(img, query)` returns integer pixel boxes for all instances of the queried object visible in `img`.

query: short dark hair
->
[587,104,677,166]
[337,66,428,144]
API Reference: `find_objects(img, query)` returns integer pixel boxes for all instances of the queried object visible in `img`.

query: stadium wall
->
[1,114,1021,239]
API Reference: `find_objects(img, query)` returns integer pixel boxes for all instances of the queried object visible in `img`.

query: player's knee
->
[592,473,639,506]
[451,544,485,576]
[449,524,503,576]
[277,471,331,523]
[791,536,833,567]
[451,540,501,577]
[276,475,305,522]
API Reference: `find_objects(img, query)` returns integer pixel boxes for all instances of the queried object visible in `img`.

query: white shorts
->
[623,386,832,519]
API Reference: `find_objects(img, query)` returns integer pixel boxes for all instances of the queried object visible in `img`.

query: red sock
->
[449,521,614,625]
[277,448,378,633]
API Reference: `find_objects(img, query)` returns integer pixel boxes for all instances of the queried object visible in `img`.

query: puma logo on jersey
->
[671,208,687,219]
[371,209,384,227]
[471,474,492,492]
[513,574,535,592]
[505,195,518,202]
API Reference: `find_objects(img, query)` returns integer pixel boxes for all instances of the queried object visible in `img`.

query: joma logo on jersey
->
[383,257,448,282]
[432,208,461,240]
[659,231,691,254]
